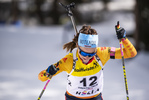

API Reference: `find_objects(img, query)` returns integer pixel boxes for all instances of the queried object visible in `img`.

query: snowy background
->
[0,0,149,100]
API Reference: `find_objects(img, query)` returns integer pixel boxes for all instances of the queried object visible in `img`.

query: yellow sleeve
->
[95,38,137,66]
[53,53,73,75]
[38,70,48,82]
[38,53,73,82]
[115,38,137,59]
[96,47,110,66]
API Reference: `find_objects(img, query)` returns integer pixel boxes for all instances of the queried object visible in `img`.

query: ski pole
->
[59,2,78,34]
[37,75,52,100]
[116,21,129,100]
[37,63,59,100]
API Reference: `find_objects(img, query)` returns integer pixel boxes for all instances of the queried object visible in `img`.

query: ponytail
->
[63,33,79,52]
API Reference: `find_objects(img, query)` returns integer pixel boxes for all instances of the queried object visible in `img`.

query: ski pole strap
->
[119,40,124,56]
[44,78,51,90]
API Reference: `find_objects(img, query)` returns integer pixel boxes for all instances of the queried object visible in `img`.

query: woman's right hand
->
[46,65,59,76]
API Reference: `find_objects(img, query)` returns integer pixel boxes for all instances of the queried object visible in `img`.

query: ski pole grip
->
[117,21,120,29]
[115,21,122,41]
[59,2,75,12]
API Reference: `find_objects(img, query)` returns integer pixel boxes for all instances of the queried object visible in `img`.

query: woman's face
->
[78,46,96,64]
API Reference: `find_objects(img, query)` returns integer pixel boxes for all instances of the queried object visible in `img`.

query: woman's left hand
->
[115,26,126,39]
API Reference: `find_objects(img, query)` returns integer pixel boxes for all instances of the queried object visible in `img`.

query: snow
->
[78,1,105,12]
[107,0,136,11]
[0,3,149,100]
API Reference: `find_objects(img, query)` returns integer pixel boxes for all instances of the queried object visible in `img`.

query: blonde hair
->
[63,25,97,52]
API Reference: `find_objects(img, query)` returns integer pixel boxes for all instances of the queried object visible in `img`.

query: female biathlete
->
[38,25,137,100]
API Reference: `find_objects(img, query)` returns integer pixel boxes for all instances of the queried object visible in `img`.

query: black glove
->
[46,65,59,76]
[115,23,126,39]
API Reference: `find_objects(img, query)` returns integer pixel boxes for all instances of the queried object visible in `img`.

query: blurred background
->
[0,0,149,100]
